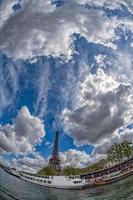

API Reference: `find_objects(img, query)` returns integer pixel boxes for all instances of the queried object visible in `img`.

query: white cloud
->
[131,42,133,47]
[0,0,133,167]
[93,126,133,155]
[44,141,51,146]
[0,57,50,120]
[0,0,18,28]
[62,69,133,145]
[11,151,47,172]
[112,51,133,85]
[87,153,107,166]
[0,60,23,118]
[0,106,45,153]
[1,1,132,60]
[75,0,133,14]
[33,61,50,118]
[94,54,112,71]
[0,0,55,29]
[60,149,90,168]
[60,149,107,168]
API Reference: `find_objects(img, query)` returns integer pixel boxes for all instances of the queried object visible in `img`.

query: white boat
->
[1,153,133,190]
[6,157,132,190]
[19,172,89,189]
[1,131,133,189]
[5,167,20,178]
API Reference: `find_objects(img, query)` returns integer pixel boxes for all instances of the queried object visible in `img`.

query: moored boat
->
[5,156,133,190]
[1,131,132,190]
[81,157,133,188]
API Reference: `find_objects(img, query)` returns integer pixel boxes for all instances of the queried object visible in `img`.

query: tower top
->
[52,129,59,157]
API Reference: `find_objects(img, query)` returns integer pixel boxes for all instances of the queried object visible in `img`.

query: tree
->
[62,167,80,175]
[121,141,132,159]
[107,149,114,165]
[107,143,123,164]
[107,141,133,165]
[37,167,57,176]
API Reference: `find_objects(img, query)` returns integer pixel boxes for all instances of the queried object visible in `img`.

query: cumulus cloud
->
[60,149,107,168]
[93,126,133,155]
[0,106,45,153]
[11,151,47,172]
[87,153,107,166]
[62,69,133,145]
[0,0,133,167]
[1,0,133,60]
[0,0,55,29]
[0,148,101,171]
[94,51,133,86]
[0,0,19,28]
[60,149,90,168]
[112,51,133,85]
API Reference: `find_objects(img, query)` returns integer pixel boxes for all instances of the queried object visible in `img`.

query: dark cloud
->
[62,70,133,144]
[93,127,133,155]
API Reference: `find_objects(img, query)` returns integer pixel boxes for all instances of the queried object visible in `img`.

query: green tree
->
[107,143,123,164]
[37,167,57,176]
[62,167,80,175]
[107,149,114,165]
[121,141,132,159]
[107,141,133,165]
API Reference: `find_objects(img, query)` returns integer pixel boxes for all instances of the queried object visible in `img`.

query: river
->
[0,168,133,200]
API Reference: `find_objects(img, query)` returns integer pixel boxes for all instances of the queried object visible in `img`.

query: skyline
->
[0,0,133,172]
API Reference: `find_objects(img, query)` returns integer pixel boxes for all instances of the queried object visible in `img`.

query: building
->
[48,130,61,171]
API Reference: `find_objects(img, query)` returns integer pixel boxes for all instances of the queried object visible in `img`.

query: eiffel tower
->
[48,130,61,171]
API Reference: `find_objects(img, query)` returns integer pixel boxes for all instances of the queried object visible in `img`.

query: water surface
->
[0,168,133,200]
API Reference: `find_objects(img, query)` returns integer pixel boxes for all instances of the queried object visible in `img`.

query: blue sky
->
[0,0,133,171]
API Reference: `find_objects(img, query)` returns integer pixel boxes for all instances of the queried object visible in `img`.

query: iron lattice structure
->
[48,130,61,171]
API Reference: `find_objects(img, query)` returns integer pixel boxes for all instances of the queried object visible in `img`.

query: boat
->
[81,157,133,188]
[4,156,133,190]
[1,131,133,189]
[6,167,20,178]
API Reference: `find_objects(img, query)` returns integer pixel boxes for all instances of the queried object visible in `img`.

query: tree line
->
[37,140,133,176]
